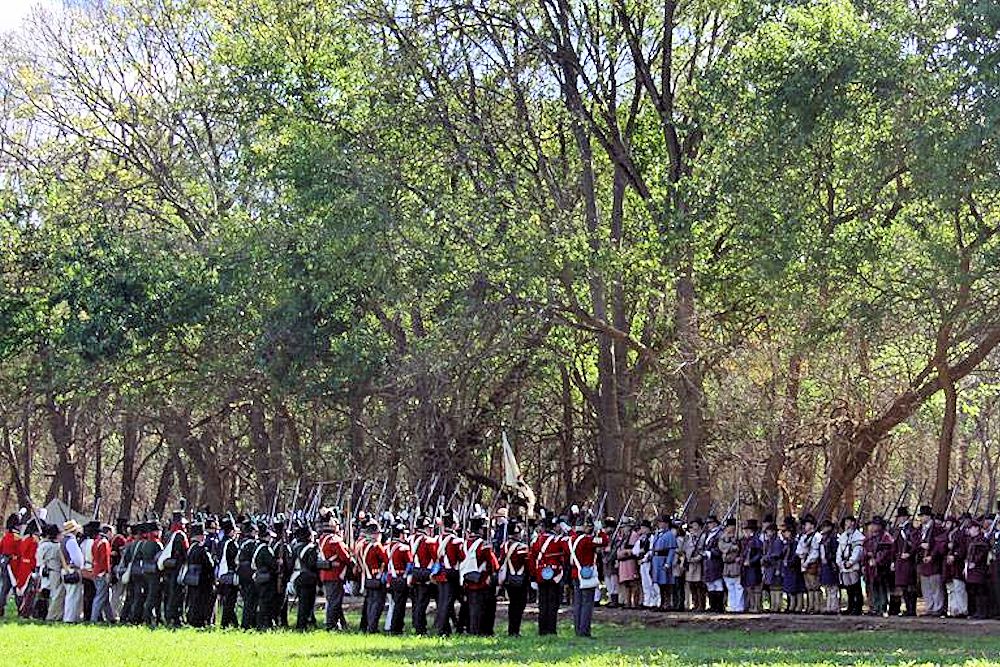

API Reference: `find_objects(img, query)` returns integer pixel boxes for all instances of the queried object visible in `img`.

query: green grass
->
[3,616,1000,666]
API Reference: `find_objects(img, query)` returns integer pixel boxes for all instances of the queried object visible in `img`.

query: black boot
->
[888,595,901,616]
[904,592,918,616]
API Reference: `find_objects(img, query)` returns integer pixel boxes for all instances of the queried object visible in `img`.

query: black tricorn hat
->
[918,505,934,517]
[189,522,205,537]
[871,516,886,527]
[896,506,911,518]
[725,517,737,527]
[744,519,759,531]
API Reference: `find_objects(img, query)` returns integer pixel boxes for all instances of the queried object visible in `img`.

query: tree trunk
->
[118,409,139,521]
[760,352,802,517]
[932,367,958,513]
[675,265,711,516]
[46,395,80,511]
[152,454,175,517]
[248,398,273,510]
[559,365,576,502]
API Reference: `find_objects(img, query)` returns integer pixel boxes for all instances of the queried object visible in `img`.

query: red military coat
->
[387,539,412,582]
[410,532,439,571]
[529,530,569,584]
[318,533,351,582]
[360,538,388,584]
[13,534,38,590]
[434,532,465,583]
[568,530,608,579]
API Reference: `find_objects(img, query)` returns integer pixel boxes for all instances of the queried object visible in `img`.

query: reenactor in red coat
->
[462,516,499,636]
[433,516,465,636]
[568,515,607,637]
[408,517,438,635]
[386,521,413,635]
[317,518,350,631]
[358,520,388,633]
[889,507,918,616]
[529,514,570,636]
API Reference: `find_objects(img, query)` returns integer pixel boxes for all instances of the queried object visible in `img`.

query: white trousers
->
[62,582,83,623]
[724,576,744,612]
[946,579,968,617]
[606,573,618,596]
[640,561,660,607]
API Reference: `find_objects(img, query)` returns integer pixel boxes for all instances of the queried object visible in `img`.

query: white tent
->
[42,498,90,526]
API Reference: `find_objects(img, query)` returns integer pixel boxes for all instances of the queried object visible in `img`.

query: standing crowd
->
[2,501,999,641]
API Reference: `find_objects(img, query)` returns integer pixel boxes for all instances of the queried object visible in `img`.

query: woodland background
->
[1,0,999,522]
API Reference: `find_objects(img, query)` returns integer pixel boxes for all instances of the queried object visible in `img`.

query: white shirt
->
[65,534,84,569]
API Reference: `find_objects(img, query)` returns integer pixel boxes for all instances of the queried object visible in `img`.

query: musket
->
[943,485,958,518]
[677,492,695,521]
[855,489,871,524]
[92,496,102,521]
[594,491,608,523]
[967,486,982,516]
[288,478,302,517]
[720,497,738,524]
[609,493,635,546]
[915,477,929,508]
[269,488,280,521]
[356,480,373,514]
[374,479,389,516]
[882,479,910,522]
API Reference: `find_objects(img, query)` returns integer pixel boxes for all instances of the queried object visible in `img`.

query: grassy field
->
[3,616,1000,666]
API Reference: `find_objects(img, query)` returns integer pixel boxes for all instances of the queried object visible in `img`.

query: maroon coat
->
[916,522,948,577]
[943,527,967,583]
[893,525,918,587]
[964,535,990,585]
[862,530,893,583]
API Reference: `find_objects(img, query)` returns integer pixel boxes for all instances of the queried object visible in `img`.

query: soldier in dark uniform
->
[915,505,947,616]
[137,521,164,627]
[290,524,319,630]
[890,507,918,616]
[740,519,763,613]
[161,511,189,628]
[760,522,783,612]
[966,520,991,618]
[184,522,216,627]
[119,523,142,624]
[702,516,725,612]
[237,521,259,630]
[501,518,530,636]
[216,519,240,628]
[272,520,291,628]
[253,523,278,631]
